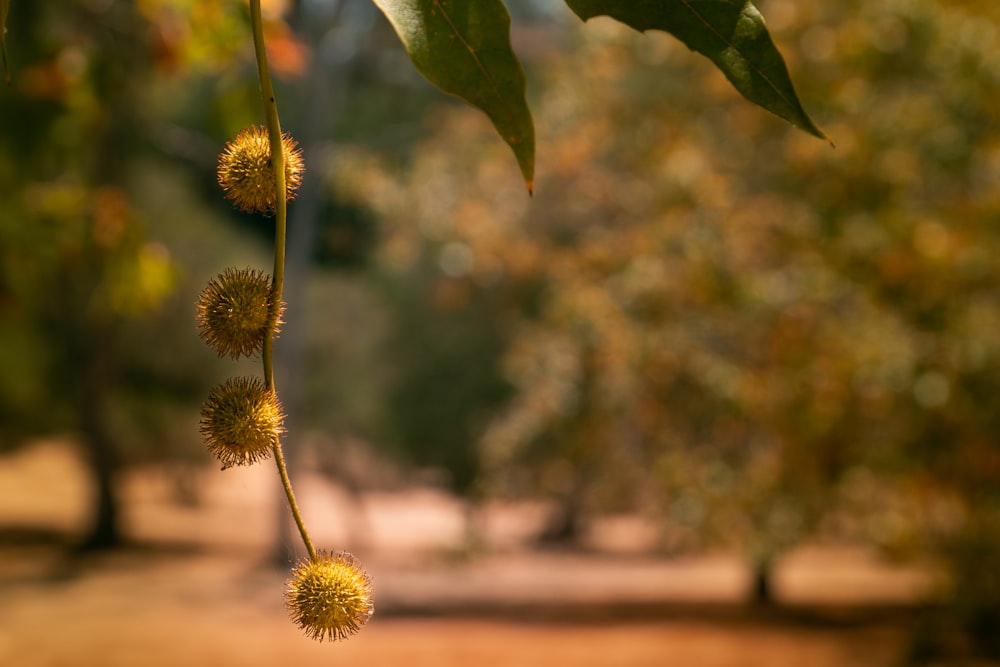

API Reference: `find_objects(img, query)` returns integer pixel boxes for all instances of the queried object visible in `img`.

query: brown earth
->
[0,440,953,667]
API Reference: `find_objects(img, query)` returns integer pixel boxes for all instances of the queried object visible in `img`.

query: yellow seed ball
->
[217,126,305,214]
[200,377,283,469]
[196,267,282,360]
[285,551,374,642]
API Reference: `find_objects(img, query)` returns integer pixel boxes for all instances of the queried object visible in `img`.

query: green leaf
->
[565,0,828,141]
[1,0,10,85]
[371,0,535,192]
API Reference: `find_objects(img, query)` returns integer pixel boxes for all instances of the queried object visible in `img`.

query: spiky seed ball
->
[217,126,304,214]
[196,267,282,360]
[200,377,283,469]
[285,551,374,642]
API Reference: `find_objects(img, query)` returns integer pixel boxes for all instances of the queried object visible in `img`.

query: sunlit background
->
[1,0,999,665]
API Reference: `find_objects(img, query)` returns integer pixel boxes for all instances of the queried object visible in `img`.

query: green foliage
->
[373,0,825,189]
[372,0,535,190]
[564,0,828,141]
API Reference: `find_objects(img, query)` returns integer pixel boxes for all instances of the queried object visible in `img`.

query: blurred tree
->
[0,0,253,548]
[338,0,1000,656]
[1,0,173,548]
[376,257,512,496]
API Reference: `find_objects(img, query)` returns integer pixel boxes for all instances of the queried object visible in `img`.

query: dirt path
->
[0,441,933,666]
[0,550,906,667]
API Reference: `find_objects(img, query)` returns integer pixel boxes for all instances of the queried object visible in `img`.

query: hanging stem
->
[249,0,316,563]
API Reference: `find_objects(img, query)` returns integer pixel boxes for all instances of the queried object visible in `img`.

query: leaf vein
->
[431,0,505,110]
[676,0,794,109]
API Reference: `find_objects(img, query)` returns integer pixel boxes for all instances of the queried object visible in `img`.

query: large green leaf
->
[1,0,10,85]
[565,0,828,141]
[371,0,535,191]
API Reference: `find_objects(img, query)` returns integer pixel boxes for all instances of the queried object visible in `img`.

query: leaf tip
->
[809,126,835,148]
[526,180,534,197]
[798,117,832,146]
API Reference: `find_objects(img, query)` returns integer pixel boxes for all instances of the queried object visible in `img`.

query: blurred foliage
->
[337,0,1000,655]
[3,0,1000,654]
[374,257,512,494]
[0,0,259,452]
[2,1,159,442]
[0,0,522,541]
[0,0,377,447]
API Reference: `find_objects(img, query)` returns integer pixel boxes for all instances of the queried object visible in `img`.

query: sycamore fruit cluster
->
[217,126,305,214]
[200,376,283,469]
[196,264,284,469]
[286,551,375,641]
[197,128,300,469]
[197,126,372,642]
[196,267,281,360]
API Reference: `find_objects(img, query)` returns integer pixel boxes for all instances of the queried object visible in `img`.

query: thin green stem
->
[249,0,285,382]
[249,0,316,563]
[273,431,316,560]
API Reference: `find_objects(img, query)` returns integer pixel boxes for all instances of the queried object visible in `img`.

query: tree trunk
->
[750,555,774,605]
[77,318,123,551]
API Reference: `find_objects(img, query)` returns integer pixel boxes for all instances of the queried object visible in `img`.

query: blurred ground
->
[0,440,941,666]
